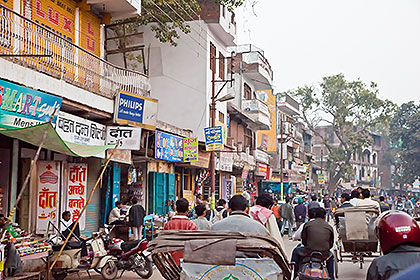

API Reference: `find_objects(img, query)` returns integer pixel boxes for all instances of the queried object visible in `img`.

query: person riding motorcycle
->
[366,211,420,280]
[291,207,335,279]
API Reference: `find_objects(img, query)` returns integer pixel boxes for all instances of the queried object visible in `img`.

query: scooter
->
[291,251,331,280]
[47,223,118,280]
[103,226,153,279]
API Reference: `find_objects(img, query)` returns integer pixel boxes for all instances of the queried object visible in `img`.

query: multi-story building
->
[0,0,148,235]
[312,125,391,191]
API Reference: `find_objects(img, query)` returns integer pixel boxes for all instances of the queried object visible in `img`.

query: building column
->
[9,139,19,222]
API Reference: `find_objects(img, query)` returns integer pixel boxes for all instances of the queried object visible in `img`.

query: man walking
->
[128,198,145,240]
[294,198,307,229]
[280,197,294,238]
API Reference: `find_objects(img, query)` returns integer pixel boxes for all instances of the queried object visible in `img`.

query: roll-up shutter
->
[81,158,101,236]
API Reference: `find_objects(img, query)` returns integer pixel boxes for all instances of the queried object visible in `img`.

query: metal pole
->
[280,116,284,201]
[210,69,216,210]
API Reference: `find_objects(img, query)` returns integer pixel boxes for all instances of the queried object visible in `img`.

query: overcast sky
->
[235,0,420,105]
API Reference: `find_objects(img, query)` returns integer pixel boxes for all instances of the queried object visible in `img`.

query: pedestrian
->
[379,196,390,212]
[212,199,228,223]
[323,194,332,222]
[307,194,320,210]
[128,198,145,240]
[193,204,212,230]
[294,198,307,229]
[271,200,283,230]
[163,198,197,265]
[280,197,294,238]
[211,195,268,234]
[250,194,285,249]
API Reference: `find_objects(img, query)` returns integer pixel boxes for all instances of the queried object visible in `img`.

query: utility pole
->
[280,116,284,201]
[210,69,216,210]
[320,148,323,195]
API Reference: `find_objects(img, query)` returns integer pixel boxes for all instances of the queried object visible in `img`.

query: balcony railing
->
[0,4,150,99]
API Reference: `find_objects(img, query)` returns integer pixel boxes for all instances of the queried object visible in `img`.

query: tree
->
[390,101,420,186]
[289,74,396,192]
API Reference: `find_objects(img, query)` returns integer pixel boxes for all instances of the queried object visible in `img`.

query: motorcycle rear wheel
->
[133,255,153,279]
[101,260,118,280]
[52,271,68,280]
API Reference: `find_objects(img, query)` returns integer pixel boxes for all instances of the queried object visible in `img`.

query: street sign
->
[204,126,223,151]
[318,174,325,185]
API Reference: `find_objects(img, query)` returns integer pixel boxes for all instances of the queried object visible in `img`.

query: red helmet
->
[377,211,420,254]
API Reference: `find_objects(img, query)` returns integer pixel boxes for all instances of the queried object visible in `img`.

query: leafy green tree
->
[390,101,420,186]
[290,74,396,192]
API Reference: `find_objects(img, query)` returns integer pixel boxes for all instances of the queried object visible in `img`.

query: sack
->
[298,261,330,280]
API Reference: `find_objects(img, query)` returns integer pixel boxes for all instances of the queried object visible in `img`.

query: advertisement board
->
[114,91,158,130]
[183,137,198,162]
[0,79,62,129]
[106,126,141,150]
[67,163,87,230]
[37,161,60,233]
[256,163,268,177]
[155,130,183,162]
[217,152,233,172]
[256,90,277,152]
[56,111,105,146]
[204,126,223,151]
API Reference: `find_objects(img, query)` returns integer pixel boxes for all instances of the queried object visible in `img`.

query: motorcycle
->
[291,251,331,280]
[49,231,118,280]
[104,226,153,279]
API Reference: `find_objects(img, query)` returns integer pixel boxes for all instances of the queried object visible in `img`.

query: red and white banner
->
[37,161,60,234]
[67,163,88,230]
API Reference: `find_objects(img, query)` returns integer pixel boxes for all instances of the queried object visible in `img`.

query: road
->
[69,234,372,280]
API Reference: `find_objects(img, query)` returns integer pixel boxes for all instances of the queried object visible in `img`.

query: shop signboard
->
[114,91,158,130]
[217,152,233,172]
[67,163,88,230]
[292,163,307,173]
[56,111,105,146]
[318,174,325,185]
[256,163,268,177]
[155,130,183,162]
[0,79,62,129]
[204,126,223,151]
[183,137,198,162]
[254,149,270,164]
[37,161,60,234]
[106,126,141,150]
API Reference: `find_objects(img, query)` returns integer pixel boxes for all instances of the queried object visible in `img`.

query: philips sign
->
[114,91,158,130]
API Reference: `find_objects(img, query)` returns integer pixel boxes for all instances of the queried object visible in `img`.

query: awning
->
[0,123,113,158]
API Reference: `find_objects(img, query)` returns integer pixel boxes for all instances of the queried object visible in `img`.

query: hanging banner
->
[183,137,198,162]
[106,126,141,150]
[204,126,223,151]
[67,163,87,230]
[155,130,183,162]
[0,79,62,129]
[114,91,158,130]
[37,161,60,234]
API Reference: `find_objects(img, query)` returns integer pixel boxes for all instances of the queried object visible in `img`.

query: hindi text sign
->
[106,126,141,150]
[155,131,183,162]
[67,163,88,230]
[37,161,60,233]
[183,137,198,162]
[204,126,223,151]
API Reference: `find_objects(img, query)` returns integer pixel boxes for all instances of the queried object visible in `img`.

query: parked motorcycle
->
[104,226,153,279]
[49,231,118,280]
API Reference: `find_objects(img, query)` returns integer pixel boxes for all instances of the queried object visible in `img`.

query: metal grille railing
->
[0,4,150,98]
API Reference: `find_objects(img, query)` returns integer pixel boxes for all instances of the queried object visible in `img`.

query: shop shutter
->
[167,173,175,202]
[82,158,102,236]
[148,172,167,216]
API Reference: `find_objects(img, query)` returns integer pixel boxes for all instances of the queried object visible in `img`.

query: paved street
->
[69,234,372,280]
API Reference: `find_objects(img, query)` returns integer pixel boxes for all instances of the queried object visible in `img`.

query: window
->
[372,153,377,165]
[222,5,225,18]
[219,52,225,80]
[219,112,224,123]
[244,128,253,150]
[210,42,216,73]
[352,153,356,161]
[244,83,252,100]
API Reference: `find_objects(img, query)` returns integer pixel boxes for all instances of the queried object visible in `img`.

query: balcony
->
[0,5,150,100]
[87,0,141,20]
[277,94,300,116]
[242,99,271,130]
[229,45,273,89]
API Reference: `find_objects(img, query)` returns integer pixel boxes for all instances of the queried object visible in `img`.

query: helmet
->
[377,211,420,254]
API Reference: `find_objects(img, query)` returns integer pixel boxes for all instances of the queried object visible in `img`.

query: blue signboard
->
[204,126,224,151]
[114,91,158,130]
[0,79,62,129]
[155,130,184,162]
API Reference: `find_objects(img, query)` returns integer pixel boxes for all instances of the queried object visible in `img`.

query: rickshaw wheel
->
[333,249,339,278]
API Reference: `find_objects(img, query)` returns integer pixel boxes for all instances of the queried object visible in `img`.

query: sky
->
[235,0,420,105]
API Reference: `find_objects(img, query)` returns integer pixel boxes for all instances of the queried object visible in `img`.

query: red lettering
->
[35,0,46,18]
[62,16,73,34]
[87,22,94,36]
[86,37,95,52]
[48,7,59,26]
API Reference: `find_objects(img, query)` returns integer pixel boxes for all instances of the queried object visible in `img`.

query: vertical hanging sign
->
[37,161,60,234]
[67,163,88,230]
